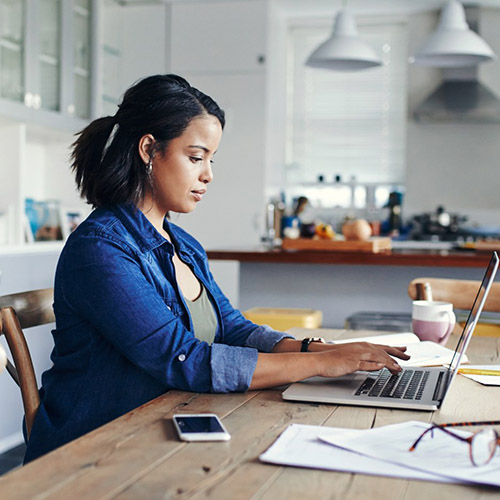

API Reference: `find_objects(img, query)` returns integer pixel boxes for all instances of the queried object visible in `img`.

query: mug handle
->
[439,310,456,343]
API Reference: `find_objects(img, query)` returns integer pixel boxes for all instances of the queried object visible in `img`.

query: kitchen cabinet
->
[0,0,97,131]
[0,120,88,247]
[0,0,170,250]
[169,0,268,250]
[0,0,98,248]
[168,0,271,308]
[170,0,267,75]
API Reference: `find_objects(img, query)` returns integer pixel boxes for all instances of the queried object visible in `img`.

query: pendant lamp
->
[305,9,382,72]
[412,0,496,67]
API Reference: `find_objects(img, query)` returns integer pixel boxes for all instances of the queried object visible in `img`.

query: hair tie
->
[101,117,119,161]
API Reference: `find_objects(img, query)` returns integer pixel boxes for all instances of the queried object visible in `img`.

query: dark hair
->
[71,74,225,208]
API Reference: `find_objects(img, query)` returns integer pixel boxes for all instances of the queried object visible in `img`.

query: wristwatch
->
[300,337,326,352]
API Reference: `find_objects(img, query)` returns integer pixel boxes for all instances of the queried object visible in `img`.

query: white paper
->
[459,365,500,386]
[260,423,453,483]
[329,332,420,346]
[319,421,500,488]
[401,341,468,367]
[330,332,468,367]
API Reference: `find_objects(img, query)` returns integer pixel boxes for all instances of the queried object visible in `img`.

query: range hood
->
[413,6,500,124]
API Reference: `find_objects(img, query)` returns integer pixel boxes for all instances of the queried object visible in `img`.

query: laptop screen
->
[444,251,499,393]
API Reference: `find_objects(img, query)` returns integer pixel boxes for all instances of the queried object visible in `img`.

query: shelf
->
[102,44,121,57]
[0,38,22,51]
[0,241,64,256]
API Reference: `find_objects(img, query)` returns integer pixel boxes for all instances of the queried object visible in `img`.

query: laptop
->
[282,251,499,411]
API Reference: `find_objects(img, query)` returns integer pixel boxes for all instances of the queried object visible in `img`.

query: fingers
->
[373,344,411,360]
[360,350,402,374]
[358,361,385,372]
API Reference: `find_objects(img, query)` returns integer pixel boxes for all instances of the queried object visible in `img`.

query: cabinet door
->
[11,0,61,113]
[0,0,26,104]
[71,0,92,119]
[170,0,267,74]
[0,0,96,126]
[36,0,62,112]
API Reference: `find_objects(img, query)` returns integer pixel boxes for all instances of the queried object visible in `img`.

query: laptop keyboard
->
[355,369,430,400]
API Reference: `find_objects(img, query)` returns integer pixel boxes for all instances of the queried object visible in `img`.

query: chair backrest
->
[0,288,54,438]
[408,278,500,312]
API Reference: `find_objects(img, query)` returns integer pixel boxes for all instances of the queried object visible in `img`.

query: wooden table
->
[1,330,500,500]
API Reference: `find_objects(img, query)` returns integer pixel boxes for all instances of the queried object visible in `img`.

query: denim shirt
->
[24,203,292,462]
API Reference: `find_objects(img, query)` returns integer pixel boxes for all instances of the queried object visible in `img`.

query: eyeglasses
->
[409,420,500,466]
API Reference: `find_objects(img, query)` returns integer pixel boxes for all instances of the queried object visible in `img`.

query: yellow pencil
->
[458,368,500,377]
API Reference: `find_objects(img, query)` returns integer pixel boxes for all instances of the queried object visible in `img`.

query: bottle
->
[264,201,276,246]
[386,191,403,235]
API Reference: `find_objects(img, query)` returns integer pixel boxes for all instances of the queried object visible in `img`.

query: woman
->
[24,75,408,462]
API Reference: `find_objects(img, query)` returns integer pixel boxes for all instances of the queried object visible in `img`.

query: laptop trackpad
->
[282,373,367,401]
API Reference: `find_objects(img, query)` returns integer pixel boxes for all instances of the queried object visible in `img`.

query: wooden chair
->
[408,278,500,336]
[0,288,54,438]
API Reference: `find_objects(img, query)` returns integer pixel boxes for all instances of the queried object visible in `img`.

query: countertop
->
[206,246,493,268]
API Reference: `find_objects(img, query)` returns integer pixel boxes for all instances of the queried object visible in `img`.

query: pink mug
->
[412,300,456,345]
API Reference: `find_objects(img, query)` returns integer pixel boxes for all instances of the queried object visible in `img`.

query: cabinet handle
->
[33,94,42,110]
[24,92,34,108]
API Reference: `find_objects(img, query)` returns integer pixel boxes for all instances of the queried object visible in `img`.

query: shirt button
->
[178,354,186,362]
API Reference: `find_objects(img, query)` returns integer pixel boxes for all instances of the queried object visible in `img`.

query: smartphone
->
[172,413,231,442]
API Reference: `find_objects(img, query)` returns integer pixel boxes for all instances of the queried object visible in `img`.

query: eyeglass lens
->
[471,428,498,466]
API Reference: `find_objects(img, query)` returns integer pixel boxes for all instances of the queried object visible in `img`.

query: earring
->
[146,158,153,175]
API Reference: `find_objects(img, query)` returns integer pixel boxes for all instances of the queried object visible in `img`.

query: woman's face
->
[144,115,223,215]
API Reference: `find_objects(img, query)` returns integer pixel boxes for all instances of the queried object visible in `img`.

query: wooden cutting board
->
[469,240,500,252]
[281,237,392,253]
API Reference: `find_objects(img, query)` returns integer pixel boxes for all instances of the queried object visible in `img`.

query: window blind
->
[286,19,408,185]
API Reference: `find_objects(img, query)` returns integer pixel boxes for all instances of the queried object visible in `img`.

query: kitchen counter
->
[207,246,491,268]
[206,245,495,328]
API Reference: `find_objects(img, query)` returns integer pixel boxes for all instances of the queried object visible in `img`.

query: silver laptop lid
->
[442,251,499,399]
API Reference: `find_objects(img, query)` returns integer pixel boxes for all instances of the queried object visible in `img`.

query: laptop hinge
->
[433,370,450,402]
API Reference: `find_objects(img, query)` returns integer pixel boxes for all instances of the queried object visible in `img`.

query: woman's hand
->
[313,342,408,378]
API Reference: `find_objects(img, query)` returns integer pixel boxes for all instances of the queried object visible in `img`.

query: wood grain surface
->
[206,248,492,268]
[281,237,392,253]
[1,330,499,500]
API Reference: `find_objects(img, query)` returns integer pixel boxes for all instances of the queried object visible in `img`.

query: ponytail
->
[71,116,117,207]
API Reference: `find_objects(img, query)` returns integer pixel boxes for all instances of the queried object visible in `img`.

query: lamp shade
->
[413,0,496,67]
[305,10,382,72]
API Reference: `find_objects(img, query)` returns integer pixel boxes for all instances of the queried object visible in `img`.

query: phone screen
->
[174,415,225,433]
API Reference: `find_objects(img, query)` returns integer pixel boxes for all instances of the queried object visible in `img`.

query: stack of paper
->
[260,424,452,483]
[260,421,500,487]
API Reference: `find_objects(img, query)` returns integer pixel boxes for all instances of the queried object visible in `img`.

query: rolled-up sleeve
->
[210,343,258,392]
[244,324,294,352]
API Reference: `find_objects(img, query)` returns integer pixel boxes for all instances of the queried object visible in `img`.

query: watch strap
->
[301,338,311,352]
[300,337,325,352]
